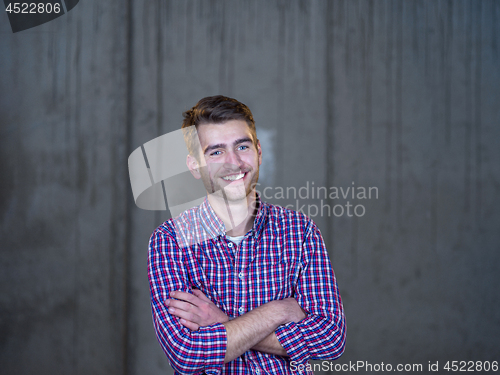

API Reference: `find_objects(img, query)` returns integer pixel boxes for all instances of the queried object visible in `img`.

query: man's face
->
[188,120,262,202]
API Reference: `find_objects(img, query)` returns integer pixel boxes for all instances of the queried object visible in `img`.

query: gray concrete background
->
[1,1,499,374]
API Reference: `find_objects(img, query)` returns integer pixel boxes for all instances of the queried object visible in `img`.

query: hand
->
[278,298,307,324]
[166,289,229,331]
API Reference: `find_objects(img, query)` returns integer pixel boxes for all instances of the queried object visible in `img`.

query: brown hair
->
[181,95,257,157]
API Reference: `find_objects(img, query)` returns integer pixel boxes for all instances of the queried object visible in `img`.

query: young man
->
[148,96,345,374]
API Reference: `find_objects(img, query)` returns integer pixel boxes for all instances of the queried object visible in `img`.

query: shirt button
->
[238,307,244,314]
[256,369,260,374]
[238,272,244,279]
[228,242,233,248]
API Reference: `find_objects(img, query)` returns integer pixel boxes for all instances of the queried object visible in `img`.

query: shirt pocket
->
[248,243,300,304]
[185,243,232,311]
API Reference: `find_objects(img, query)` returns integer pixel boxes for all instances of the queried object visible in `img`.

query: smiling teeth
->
[222,173,245,181]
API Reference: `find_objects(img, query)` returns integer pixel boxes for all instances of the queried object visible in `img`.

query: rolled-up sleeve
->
[148,229,227,375]
[275,221,346,365]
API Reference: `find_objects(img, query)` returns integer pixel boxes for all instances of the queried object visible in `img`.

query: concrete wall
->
[1,1,499,374]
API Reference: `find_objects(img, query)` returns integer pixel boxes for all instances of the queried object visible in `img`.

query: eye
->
[237,145,249,151]
[210,150,222,156]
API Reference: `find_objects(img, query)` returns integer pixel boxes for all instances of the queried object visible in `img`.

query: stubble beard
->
[206,166,259,203]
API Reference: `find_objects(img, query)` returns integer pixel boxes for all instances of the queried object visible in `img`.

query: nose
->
[223,149,243,170]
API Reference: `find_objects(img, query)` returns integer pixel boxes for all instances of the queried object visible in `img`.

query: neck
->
[207,190,258,236]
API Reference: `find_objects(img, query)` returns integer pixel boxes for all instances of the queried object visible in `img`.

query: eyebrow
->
[234,137,253,146]
[204,137,254,154]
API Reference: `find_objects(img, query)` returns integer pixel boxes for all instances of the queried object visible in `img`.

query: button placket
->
[237,267,245,314]
[235,242,247,316]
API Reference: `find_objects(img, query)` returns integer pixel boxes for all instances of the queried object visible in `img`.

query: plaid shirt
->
[148,194,345,374]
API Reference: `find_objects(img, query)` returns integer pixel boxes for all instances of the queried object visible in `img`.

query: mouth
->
[221,172,246,182]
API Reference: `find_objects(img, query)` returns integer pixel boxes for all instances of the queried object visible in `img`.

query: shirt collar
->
[251,192,268,240]
[197,196,226,239]
[197,192,268,240]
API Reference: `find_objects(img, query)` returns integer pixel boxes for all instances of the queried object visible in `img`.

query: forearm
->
[251,332,288,357]
[222,300,287,363]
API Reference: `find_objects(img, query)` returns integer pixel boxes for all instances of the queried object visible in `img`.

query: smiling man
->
[148,95,346,374]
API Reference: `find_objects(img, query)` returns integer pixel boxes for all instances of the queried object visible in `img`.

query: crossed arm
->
[166,289,306,362]
[149,222,346,373]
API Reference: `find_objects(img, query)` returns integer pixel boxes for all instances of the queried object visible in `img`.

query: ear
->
[256,139,262,166]
[186,154,202,179]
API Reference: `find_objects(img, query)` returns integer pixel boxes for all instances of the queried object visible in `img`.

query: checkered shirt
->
[148,194,346,374]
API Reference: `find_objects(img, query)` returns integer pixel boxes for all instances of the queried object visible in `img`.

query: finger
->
[192,289,212,302]
[170,291,199,305]
[179,319,199,331]
[168,306,198,323]
[166,299,195,312]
